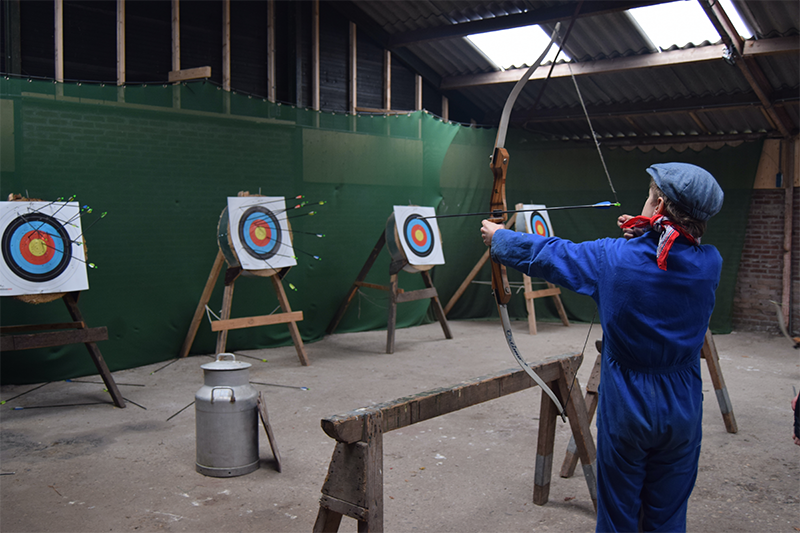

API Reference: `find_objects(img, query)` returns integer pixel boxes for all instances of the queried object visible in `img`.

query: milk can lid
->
[201,353,252,371]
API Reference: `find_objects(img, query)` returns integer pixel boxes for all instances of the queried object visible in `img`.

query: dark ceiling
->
[338,0,799,146]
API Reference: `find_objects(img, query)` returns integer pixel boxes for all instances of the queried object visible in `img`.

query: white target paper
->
[516,204,555,238]
[0,201,89,296]
[393,206,445,266]
[227,196,296,271]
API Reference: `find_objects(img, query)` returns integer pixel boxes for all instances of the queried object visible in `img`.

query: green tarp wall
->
[0,79,759,384]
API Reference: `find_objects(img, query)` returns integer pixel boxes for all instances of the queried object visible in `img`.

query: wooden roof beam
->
[440,37,799,90]
[698,0,793,138]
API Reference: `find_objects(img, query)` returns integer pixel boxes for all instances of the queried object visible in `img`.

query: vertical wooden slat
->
[222,0,230,91]
[383,50,391,111]
[267,0,275,103]
[171,0,180,72]
[312,0,320,111]
[414,74,422,111]
[349,21,357,115]
[116,0,125,86]
[4,0,21,75]
[533,380,559,505]
[54,0,64,82]
[441,95,448,121]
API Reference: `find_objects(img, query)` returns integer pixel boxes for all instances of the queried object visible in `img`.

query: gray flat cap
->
[646,162,724,221]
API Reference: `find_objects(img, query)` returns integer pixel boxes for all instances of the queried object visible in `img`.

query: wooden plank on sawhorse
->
[313,353,596,532]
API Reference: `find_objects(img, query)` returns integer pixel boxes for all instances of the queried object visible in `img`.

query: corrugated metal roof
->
[350,0,799,143]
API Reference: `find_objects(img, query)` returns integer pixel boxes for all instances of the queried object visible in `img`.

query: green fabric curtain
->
[0,79,758,384]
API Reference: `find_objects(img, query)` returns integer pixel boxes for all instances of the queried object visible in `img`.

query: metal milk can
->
[195,353,259,477]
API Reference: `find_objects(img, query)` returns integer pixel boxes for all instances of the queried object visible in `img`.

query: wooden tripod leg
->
[533,379,560,505]
[558,361,598,512]
[327,232,386,334]
[313,508,343,533]
[443,217,515,316]
[215,280,235,354]
[523,274,537,334]
[62,292,125,408]
[272,276,310,366]
[560,353,601,478]
[179,250,225,358]
[421,270,452,340]
[701,328,738,433]
[386,274,399,354]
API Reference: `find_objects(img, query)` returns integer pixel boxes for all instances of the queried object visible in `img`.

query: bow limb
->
[489,23,567,422]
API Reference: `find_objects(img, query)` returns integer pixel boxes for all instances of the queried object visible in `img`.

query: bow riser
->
[490,147,512,305]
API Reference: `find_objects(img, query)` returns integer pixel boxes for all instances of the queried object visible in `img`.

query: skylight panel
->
[629,0,752,51]
[466,25,569,70]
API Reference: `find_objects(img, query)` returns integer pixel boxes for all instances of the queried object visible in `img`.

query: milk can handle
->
[210,386,236,403]
[215,353,236,362]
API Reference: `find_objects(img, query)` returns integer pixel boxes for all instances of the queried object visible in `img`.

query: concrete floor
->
[1,320,798,532]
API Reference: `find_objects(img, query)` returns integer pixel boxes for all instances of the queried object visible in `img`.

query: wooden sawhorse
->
[313,353,596,532]
[0,291,125,408]
[560,329,738,478]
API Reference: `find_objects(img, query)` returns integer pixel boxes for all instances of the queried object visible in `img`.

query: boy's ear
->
[656,197,666,215]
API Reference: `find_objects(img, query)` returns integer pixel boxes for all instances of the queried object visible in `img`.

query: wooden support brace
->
[700,328,738,433]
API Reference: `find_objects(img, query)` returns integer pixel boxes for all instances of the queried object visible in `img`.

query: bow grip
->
[489,147,512,305]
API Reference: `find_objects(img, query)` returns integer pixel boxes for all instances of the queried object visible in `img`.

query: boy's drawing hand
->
[618,214,644,240]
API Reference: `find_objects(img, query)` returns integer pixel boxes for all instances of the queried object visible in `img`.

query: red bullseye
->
[249,219,272,245]
[534,220,546,236]
[19,231,55,265]
[411,227,428,247]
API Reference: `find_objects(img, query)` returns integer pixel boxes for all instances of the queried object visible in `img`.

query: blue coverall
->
[491,228,722,532]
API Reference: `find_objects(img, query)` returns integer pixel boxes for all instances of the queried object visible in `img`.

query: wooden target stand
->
[444,204,570,335]
[0,291,126,408]
[179,198,309,366]
[559,329,738,479]
[327,215,452,354]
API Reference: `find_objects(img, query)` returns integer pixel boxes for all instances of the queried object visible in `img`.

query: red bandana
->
[621,214,698,271]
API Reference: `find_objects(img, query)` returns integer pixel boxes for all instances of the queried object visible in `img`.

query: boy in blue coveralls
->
[480,163,724,532]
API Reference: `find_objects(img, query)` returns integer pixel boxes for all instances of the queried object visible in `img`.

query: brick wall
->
[733,188,800,336]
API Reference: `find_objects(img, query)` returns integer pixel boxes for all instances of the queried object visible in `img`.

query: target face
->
[393,206,445,266]
[227,196,296,271]
[403,215,434,257]
[0,201,89,296]
[519,204,555,239]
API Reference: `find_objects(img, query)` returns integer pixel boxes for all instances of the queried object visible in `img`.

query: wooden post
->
[116,0,125,86]
[560,352,601,478]
[54,0,63,82]
[533,378,559,505]
[311,0,320,111]
[348,21,357,115]
[222,0,230,92]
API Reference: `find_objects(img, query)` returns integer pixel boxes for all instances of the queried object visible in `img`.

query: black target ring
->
[403,214,435,258]
[237,206,282,261]
[2,212,72,282]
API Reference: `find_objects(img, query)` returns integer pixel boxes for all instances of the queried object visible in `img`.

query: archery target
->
[519,204,555,238]
[0,201,89,296]
[392,206,444,266]
[227,196,296,271]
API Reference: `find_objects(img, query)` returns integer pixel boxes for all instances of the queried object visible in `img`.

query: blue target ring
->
[2,212,71,282]
[403,215,434,258]
[238,206,282,260]
[530,212,551,237]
